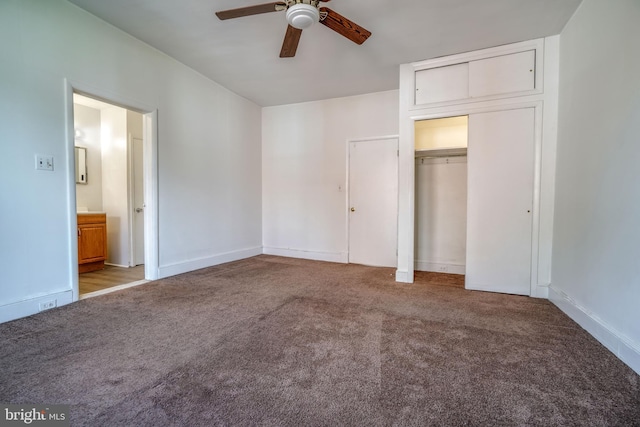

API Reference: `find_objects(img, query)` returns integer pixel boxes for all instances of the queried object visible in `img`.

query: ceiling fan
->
[215,0,372,58]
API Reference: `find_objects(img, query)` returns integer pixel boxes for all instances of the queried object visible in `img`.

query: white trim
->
[529,103,544,295]
[532,284,549,299]
[549,286,640,375]
[104,262,130,268]
[64,80,80,302]
[537,35,560,288]
[127,133,135,268]
[143,110,159,280]
[347,134,400,143]
[395,269,411,283]
[158,247,263,278]
[263,247,348,264]
[79,279,150,300]
[0,291,74,324]
[415,262,465,275]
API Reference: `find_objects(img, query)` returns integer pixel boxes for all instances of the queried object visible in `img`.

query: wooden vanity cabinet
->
[78,213,107,273]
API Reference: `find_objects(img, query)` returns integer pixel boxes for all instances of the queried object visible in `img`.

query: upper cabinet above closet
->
[468,50,535,98]
[411,39,542,109]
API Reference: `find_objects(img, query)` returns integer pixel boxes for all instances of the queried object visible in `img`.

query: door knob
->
[350,207,355,212]
[135,208,143,213]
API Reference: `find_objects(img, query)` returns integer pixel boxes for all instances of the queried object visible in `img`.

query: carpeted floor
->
[1,255,639,426]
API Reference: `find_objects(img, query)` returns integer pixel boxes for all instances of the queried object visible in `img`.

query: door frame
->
[345,135,400,266]
[400,100,543,296]
[64,79,160,301]
[128,135,145,267]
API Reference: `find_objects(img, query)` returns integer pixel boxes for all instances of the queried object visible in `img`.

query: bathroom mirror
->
[75,146,87,184]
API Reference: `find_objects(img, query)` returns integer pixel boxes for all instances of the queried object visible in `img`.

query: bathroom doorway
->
[72,93,149,297]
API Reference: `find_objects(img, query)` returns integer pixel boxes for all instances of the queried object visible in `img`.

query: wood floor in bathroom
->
[79,265,145,295]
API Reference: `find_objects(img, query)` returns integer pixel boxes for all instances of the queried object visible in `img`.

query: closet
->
[399,37,556,296]
[414,116,468,275]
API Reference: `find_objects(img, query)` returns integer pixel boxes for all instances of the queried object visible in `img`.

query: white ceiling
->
[66,0,582,107]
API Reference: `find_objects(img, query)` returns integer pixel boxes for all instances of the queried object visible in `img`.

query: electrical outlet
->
[35,154,54,171]
[39,300,57,311]
[438,265,448,273]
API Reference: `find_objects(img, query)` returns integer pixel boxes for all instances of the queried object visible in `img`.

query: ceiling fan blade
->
[216,2,285,20]
[319,7,371,45]
[280,25,303,58]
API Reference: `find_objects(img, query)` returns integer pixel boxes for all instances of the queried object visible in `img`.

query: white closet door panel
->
[466,108,535,295]
[469,50,535,98]
[349,139,398,267]
[415,63,469,105]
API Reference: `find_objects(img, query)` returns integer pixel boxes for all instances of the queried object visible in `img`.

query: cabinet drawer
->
[78,213,106,225]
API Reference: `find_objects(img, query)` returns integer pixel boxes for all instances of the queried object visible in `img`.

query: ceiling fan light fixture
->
[286,4,319,30]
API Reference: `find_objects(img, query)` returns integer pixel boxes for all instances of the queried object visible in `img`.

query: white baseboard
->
[0,290,74,324]
[415,261,465,275]
[105,262,130,268]
[532,283,549,299]
[549,286,640,376]
[262,247,348,264]
[158,246,262,278]
[395,269,412,283]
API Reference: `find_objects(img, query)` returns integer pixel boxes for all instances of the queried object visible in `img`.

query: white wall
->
[101,106,129,267]
[415,156,467,274]
[262,90,399,262]
[0,0,262,322]
[74,103,103,211]
[415,116,468,151]
[551,0,640,374]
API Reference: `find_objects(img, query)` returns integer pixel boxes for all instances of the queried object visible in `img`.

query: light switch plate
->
[35,154,54,171]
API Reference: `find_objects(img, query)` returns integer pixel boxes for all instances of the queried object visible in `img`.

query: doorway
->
[72,93,149,296]
[348,137,398,267]
[414,116,468,280]
[413,109,535,296]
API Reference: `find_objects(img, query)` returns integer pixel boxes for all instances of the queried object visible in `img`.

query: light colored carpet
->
[1,255,638,426]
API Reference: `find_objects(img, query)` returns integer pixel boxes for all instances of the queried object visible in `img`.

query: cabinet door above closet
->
[469,50,536,98]
[415,63,469,105]
[411,41,541,108]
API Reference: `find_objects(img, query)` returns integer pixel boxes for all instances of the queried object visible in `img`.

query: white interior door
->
[132,137,145,266]
[348,138,398,267]
[466,108,535,295]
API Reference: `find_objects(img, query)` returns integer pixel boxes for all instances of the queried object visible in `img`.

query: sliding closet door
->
[466,108,535,295]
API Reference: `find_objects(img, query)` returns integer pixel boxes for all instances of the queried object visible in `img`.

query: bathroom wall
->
[101,105,129,267]
[74,103,103,211]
